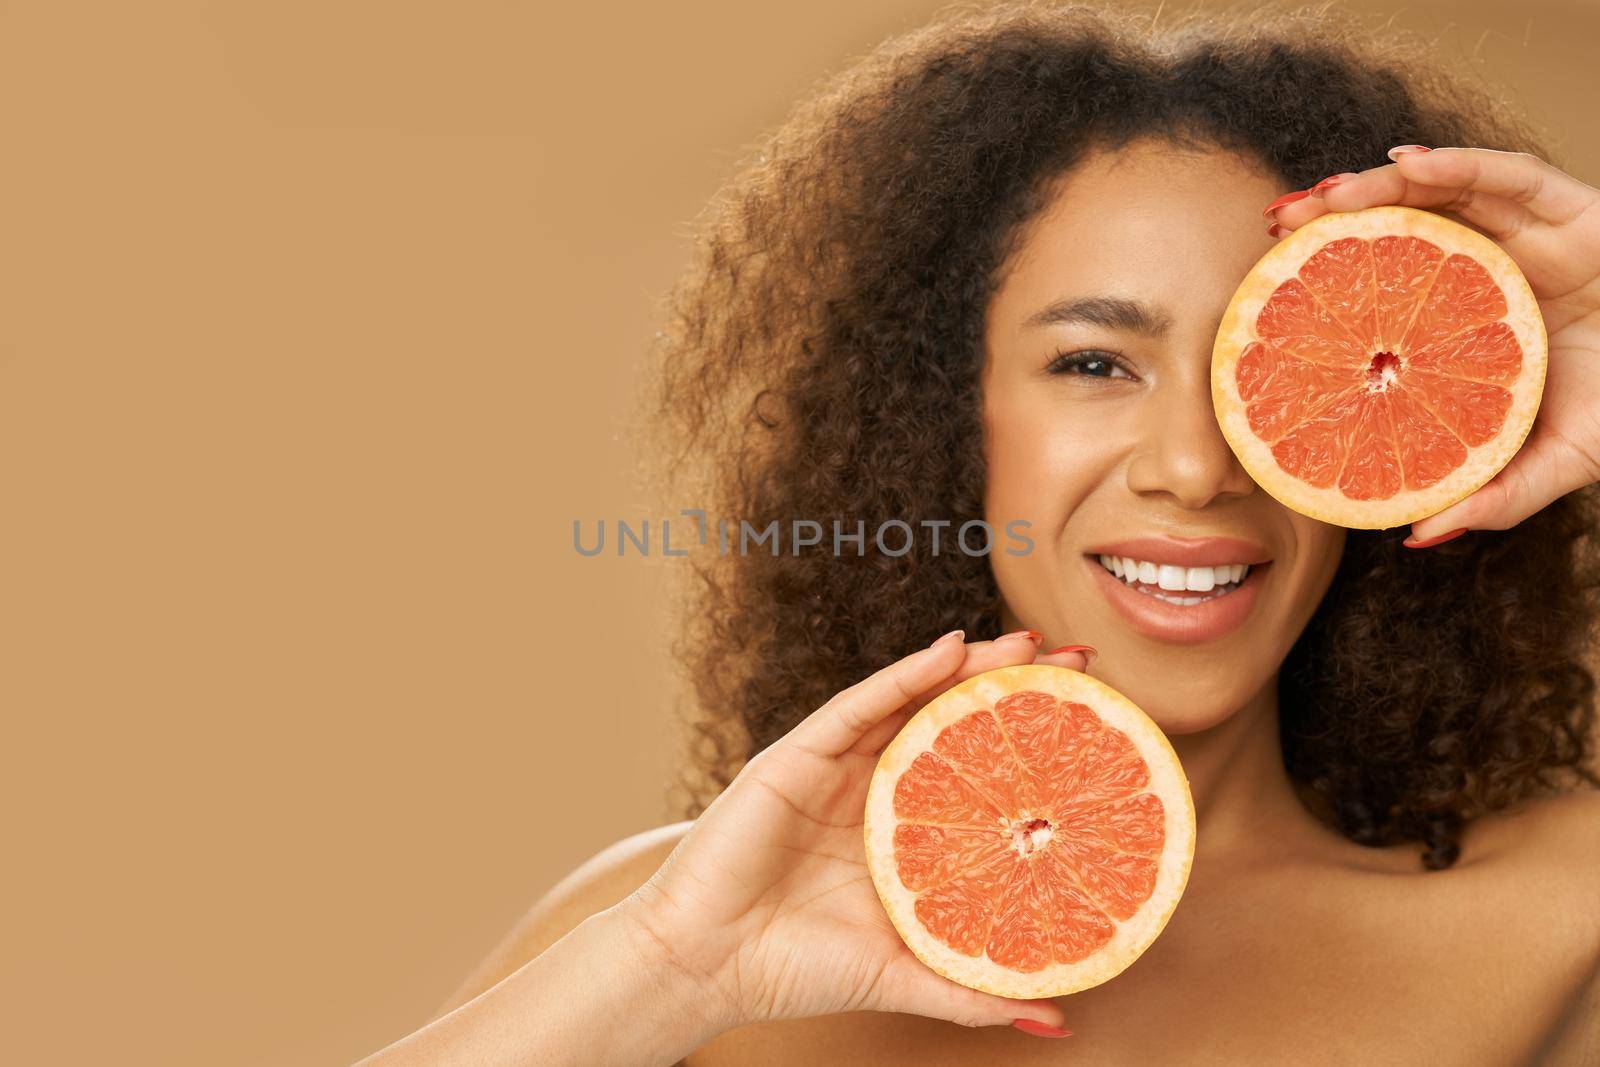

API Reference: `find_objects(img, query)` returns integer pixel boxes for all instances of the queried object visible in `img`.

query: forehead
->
[989,138,1284,330]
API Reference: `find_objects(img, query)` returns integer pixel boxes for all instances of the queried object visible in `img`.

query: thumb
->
[876,956,1072,1036]
[1406,444,1593,544]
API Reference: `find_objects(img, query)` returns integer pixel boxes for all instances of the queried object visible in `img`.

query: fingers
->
[852,706,918,756]
[1324,167,1527,239]
[837,633,1098,757]
[903,631,1095,717]
[797,630,1101,759]
[787,629,970,757]
[1271,157,1529,240]
[1267,147,1599,243]
[878,956,1071,1035]
[854,640,1096,756]
[1405,433,1598,543]
[1388,147,1597,225]
[911,630,1045,697]
[1263,171,1358,236]
[1035,643,1096,672]
[853,631,1044,755]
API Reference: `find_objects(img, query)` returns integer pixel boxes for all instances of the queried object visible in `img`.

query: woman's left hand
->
[1268,146,1600,546]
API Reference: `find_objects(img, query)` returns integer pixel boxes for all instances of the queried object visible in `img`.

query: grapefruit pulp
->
[1213,205,1546,529]
[863,664,1195,998]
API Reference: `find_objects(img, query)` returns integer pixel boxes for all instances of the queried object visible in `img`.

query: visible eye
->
[1046,349,1134,379]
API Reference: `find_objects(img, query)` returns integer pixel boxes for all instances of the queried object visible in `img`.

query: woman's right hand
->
[619,629,1089,1040]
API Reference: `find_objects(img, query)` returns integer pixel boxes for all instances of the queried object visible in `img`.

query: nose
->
[1125,369,1255,509]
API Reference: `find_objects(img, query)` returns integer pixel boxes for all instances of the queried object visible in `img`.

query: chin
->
[1091,664,1267,735]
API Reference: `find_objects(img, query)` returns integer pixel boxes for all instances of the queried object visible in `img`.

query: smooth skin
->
[360,142,1600,1065]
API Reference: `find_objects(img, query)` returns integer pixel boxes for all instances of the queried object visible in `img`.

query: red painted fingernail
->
[1266,222,1284,238]
[1262,189,1311,217]
[1402,527,1466,549]
[1003,629,1045,643]
[1310,172,1356,197]
[1012,1019,1072,1038]
[1046,644,1098,663]
[1387,145,1432,160]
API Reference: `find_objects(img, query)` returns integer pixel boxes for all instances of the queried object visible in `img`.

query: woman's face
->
[982,138,1344,733]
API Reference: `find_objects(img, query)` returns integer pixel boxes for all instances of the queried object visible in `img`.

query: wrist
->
[608,888,744,1044]
[357,894,737,1067]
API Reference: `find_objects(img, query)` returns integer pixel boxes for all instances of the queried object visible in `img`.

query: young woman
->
[362,5,1600,1063]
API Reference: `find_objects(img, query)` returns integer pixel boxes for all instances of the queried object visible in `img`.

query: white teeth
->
[1095,555,1254,593]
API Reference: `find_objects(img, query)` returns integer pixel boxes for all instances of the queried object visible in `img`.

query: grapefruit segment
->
[1237,342,1365,443]
[1336,394,1402,501]
[1037,862,1117,964]
[1036,700,1104,801]
[1387,386,1467,490]
[986,863,1054,971]
[1404,253,1508,350]
[892,751,1004,826]
[1407,371,1513,448]
[864,664,1195,998]
[1060,792,1166,855]
[1371,233,1445,350]
[1270,410,1358,488]
[992,689,1062,775]
[891,823,1011,891]
[932,704,1032,811]
[1255,277,1369,366]
[1407,320,1521,383]
[1298,236,1378,341]
[1213,206,1546,528]
[913,854,1008,957]
[1053,835,1159,922]
[1067,725,1150,800]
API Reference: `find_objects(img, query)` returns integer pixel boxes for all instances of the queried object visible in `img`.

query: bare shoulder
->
[1467,787,1600,894]
[1462,788,1600,976]
[1537,952,1600,1067]
[435,820,693,1016]
[1521,795,1600,1067]
[1468,787,1600,877]
[1534,786,1600,859]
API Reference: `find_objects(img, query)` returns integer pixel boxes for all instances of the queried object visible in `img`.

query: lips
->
[1083,535,1272,568]
[1081,536,1272,645]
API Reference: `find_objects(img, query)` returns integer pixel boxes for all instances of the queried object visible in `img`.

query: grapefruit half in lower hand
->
[1213,205,1547,529]
[863,664,1195,998]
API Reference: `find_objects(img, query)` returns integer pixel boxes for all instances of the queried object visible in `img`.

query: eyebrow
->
[1023,295,1173,337]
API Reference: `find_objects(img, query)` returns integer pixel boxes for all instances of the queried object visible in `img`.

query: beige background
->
[0,1,1594,1063]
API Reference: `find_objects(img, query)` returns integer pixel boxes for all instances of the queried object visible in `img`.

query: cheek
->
[1284,515,1346,614]
[983,387,1128,527]
[982,386,1130,630]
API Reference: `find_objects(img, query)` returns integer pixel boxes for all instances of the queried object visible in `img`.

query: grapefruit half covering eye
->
[863,664,1195,998]
[1212,205,1546,529]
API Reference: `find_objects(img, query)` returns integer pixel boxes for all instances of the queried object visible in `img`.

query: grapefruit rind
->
[863,664,1195,999]
[1212,205,1546,530]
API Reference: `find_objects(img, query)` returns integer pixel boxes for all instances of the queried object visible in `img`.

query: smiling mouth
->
[1094,554,1252,606]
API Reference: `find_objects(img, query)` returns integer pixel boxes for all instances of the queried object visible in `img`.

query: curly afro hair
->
[641,1,1600,869]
